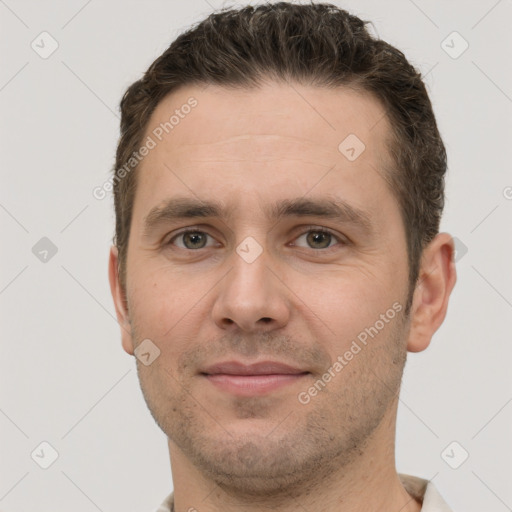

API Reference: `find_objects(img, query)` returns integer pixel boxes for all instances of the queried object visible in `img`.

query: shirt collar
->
[156,474,452,511]
[399,474,453,511]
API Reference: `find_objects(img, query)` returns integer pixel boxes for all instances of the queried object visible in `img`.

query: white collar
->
[155,473,452,511]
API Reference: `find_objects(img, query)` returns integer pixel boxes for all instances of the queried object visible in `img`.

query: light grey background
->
[1,0,511,510]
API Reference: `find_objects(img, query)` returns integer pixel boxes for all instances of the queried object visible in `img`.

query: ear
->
[108,245,135,356]
[406,232,457,353]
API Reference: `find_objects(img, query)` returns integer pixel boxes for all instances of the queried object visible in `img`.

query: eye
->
[292,227,345,250]
[165,226,346,252]
[167,229,217,250]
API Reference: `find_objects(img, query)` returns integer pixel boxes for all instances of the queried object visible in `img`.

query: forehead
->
[145,81,391,163]
[133,81,396,222]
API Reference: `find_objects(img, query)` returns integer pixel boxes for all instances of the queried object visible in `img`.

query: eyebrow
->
[142,196,373,237]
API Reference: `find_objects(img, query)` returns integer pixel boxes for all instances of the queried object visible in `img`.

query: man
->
[108,3,456,511]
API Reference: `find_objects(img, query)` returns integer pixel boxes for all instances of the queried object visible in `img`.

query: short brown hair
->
[113,2,446,307]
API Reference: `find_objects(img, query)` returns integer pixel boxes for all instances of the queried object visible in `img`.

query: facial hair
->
[133,306,409,500]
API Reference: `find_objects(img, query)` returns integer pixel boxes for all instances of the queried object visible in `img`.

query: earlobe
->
[406,233,457,353]
[108,245,135,356]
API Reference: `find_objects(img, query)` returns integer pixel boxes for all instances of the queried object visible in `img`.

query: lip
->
[201,360,309,396]
[202,360,307,376]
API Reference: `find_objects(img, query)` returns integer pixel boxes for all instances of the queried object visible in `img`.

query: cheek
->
[128,268,214,366]
[290,267,405,351]
[128,274,188,339]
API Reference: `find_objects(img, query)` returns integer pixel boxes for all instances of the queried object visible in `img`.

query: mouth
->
[200,360,310,396]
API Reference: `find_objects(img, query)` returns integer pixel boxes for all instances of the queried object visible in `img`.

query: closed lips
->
[201,361,309,376]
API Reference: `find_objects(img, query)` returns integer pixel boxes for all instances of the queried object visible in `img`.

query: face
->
[114,82,414,493]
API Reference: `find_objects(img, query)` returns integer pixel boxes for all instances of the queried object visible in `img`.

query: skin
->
[109,81,456,512]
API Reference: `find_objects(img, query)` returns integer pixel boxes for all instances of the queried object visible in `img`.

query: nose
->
[211,247,291,333]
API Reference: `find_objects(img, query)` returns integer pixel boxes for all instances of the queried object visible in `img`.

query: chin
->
[189,437,320,497]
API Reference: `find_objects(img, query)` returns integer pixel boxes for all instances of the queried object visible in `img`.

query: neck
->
[167,404,421,512]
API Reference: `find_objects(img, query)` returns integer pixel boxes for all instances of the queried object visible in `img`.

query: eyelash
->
[165,226,347,252]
